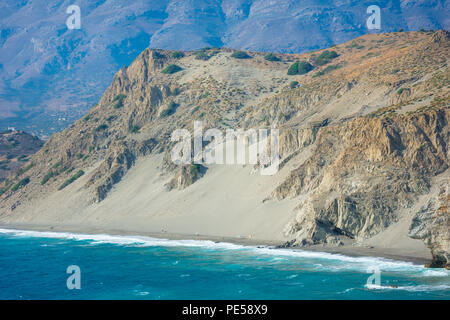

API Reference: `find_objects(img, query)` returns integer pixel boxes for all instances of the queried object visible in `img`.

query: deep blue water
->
[0,229,448,300]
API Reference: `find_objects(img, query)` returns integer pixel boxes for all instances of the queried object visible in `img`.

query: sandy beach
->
[0,154,435,266]
[0,222,432,265]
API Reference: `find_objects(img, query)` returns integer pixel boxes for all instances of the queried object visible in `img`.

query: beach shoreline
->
[0,222,432,266]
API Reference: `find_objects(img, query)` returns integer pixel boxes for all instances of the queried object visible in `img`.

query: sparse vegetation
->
[231,51,251,59]
[194,51,211,60]
[190,164,202,180]
[41,170,56,185]
[83,114,91,122]
[171,51,184,59]
[161,64,183,74]
[346,41,365,49]
[315,50,339,66]
[113,94,126,109]
[52,160,62,169]
[129,125,140,133]
[95,123,108,132]
[264,53,281,62]
[58,170,84,190]
[287,61,314,75]
[201,91,210,99]
[152,51,165,59]
[11,177,30,192]
[160,101,178,118]
[312,64,342,77]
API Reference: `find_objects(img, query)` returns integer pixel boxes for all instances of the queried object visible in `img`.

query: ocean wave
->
[422,269,450,277]
[0,228,443,274]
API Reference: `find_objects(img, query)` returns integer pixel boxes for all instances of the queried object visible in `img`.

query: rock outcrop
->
[409,182,450,269]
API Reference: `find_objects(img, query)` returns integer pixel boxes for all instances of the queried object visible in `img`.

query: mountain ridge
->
[0,30,448,267]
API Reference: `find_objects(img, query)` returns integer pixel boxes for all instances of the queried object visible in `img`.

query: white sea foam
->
[365,283,450,292]
[422,269,449,277]
[0,228,448,275]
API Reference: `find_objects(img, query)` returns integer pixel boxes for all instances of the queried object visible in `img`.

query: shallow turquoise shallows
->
[0,229,449,300]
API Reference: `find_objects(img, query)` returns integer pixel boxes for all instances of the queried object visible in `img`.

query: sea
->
[0,228,448,300]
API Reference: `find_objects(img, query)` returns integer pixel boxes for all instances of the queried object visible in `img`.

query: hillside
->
[0,130,43,181]
[0,30,448,268]
[1,0,449,136]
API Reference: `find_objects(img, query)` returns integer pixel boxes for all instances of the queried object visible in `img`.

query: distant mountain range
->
[0,0,448,137]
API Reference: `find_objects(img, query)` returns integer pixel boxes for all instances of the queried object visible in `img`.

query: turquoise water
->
[0,228,448,300]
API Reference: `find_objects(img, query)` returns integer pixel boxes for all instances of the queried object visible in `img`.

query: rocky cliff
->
[0,30,448,267]
[1,0,449,136]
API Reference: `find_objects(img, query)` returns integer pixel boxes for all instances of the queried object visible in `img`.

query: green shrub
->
[264,53,281,61]
[11,177,30,192]
[153,51,165,59]
[113,93,126,109]
[52,160,62,169]
[172,51,184,59]
[95,124,108,132]
[231,51,251,59]
[190,164,203,180]
[129,125,140,134]
[114,93,126,101]
[58,170,84,190]
[41,170,56,185]
[65,167,74,174]
[200,91,210,99]
[397,88,410,95]
[194,52,211,60]
[287,61,314,75]
[160,101,178,118]
[315,50,339,66]
[161,64,183,74]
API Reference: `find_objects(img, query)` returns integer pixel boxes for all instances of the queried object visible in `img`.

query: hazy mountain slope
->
[0,130,43,180]
[0,0,448,136]
[0,30,448,267]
